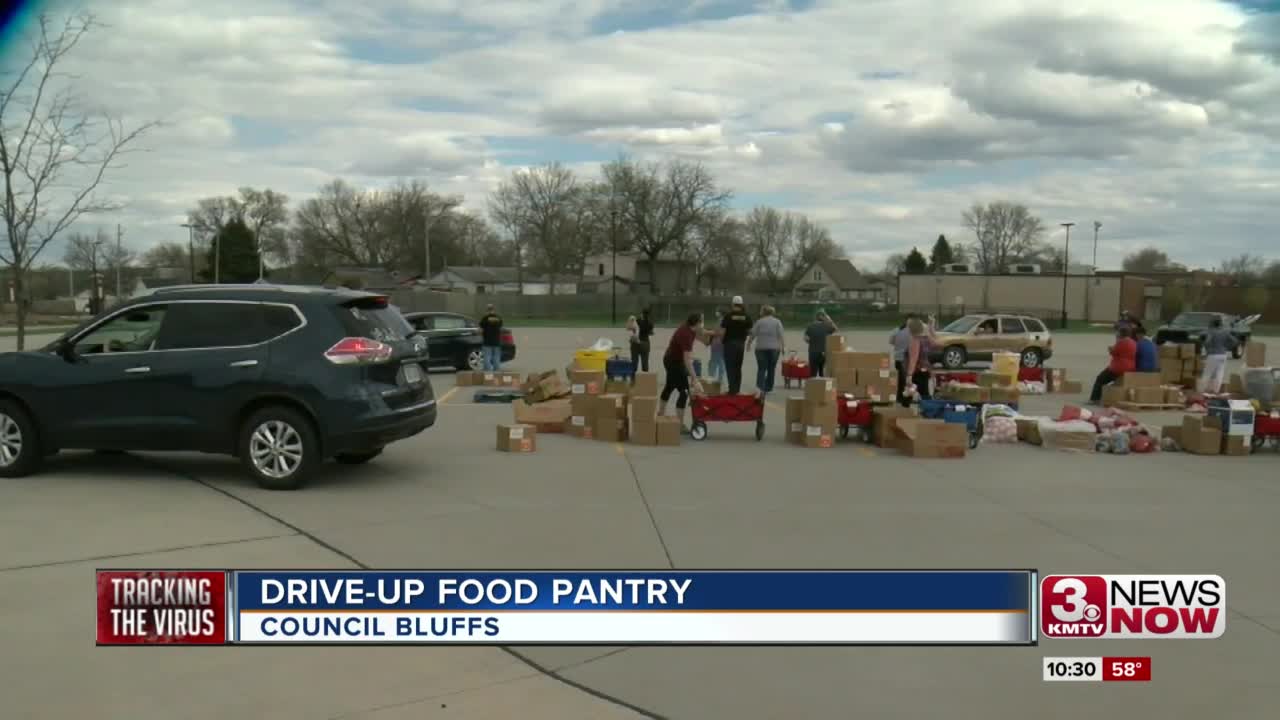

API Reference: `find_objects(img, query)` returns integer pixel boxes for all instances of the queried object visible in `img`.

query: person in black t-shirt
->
[478,305,503,371]
[719,295,752,394]
[632,307,655,372]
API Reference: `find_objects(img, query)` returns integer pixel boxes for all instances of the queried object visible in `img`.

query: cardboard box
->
[633,372,659,396]
[872,406,916,448]
[630,419,657,446]
[456,371,479,386]
[479,371,499,386]
[569,370,606,396]
[1181,416,1221,455]
[802,402,838,427]
[701,380,722,395]
[496,424,536,453]
[1158,344,1181,359]
[1246,342,1266,368]
[512,397,572,433]
[825,335,846,355]
[1179,344,1196,359]
[501,372,522,386]
[605,379,631,396]
[942,385,990,404]
[978,372,1013,388]
[894,418,967,458]
[1059,380,1083,394]
[802,422,836,448]
[1045,368,1067,393]
[1015,418,1043,445]
[570,393,596,419]
[1121,372,1161,389]
[655,416,681,446]
[843,352,892,371]
[1128,386,1166,405]
[1163,386,1185,405]
[988,387,1021,405]
[835,368,860,395]
[786,397,805,444]
[1223,435,1251,456]
[1160,364,1184,384]
[804,377,836,406]
[567,414,593,439]
[595,394,628,421]
[1041,429,1096,451]
[630,396,659,422]
[856,369,897,403]
[596,417,629,442]
[1101,384,1126,408]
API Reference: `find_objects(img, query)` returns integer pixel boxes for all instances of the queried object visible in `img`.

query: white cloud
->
[1,0,1276,273]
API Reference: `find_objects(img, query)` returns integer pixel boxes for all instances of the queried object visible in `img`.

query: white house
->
[791,259,884,302]
[426,266,576,295]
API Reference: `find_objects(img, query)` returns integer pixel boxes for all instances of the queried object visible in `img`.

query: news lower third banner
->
[96,569,1038,646]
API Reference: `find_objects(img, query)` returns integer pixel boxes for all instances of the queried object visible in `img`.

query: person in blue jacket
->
[1134,324,1157,372]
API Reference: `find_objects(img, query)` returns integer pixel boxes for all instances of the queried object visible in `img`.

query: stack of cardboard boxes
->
[1102,371,1183,408]
[892,418,968,458]
[568,368,606,438]
[1246,341,1267,368]
[978,371,1021,405]
[458,370,523,387]
[620,373,680,447]
[1162,400,1255,456]
[1157,343,1201,387]
[871,406,917,449]
[785,378,837,448]
[1043,368,1081,394]
[829,349,897,403]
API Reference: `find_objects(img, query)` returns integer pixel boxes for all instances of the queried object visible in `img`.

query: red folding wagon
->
[689,394,766,441]
[781,352,812,389]
[837,395,875,442]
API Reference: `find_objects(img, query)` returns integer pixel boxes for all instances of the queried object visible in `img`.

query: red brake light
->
[325,337,393,365]
[501,331,514,343]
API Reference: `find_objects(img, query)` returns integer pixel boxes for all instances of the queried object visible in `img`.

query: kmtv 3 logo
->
[1041,575,1225,639]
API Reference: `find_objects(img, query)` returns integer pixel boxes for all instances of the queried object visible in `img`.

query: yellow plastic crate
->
[574,349,611,372]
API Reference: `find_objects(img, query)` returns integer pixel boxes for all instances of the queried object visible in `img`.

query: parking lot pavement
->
[2,326,1278,719]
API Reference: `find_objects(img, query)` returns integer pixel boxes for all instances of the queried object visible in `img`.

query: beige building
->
[897,274,1122,323]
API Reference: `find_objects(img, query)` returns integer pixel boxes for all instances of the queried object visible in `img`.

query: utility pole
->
[610,201,619,326]
[116,224,123,299]
[423,215,431,281]
[1060,222,1074,329]
[181,223,196,282]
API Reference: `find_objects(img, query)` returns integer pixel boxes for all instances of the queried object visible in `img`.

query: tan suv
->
[928,314,1054,369]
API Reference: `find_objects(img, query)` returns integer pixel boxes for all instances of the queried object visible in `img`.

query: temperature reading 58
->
[1104,657,1152,682]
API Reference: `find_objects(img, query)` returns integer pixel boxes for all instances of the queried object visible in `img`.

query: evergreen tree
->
[201,218,260,283]
[928,234,954,272]
[903,247,928,274]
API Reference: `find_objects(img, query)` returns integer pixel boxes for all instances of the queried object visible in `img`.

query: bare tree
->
[961,202,1047,274]
[743,206,794,294]
[493,163,597,295]
[785,216,841,289]
[0,13,156,347]
[1218,253,1264,286]
[604,156,731,294]
[290,179,392,271]
[140,241,196,274]
[882,253,907,275]
[487,180,529,292]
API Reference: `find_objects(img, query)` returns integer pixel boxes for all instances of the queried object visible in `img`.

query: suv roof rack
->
[146,283,343,295]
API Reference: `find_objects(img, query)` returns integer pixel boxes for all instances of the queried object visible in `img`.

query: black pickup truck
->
[1153,312,1260,359]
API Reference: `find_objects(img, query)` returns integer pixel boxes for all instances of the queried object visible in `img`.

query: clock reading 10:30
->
[1043,657,1101,682]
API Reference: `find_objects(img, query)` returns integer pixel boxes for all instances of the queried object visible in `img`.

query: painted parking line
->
[437,386,461,405]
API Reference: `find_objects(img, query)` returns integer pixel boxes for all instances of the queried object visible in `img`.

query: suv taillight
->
[325,337,393,365]
[501,330,514,344]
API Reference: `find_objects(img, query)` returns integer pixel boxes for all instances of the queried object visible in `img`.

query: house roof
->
[322,267,410,289]
[797,259,873,291]
[437,266,520,284]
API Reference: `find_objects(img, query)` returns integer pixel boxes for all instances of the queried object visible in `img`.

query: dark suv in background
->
[0,285,437,489]
[1153,312,1259,359]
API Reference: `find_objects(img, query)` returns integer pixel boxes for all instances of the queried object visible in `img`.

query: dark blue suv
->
[0,285,437,489]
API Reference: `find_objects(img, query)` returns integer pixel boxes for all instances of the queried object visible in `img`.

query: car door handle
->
[125,366,151,374]
[229,360,259,368]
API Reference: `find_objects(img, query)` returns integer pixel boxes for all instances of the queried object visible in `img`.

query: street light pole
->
[1092,221,1101,270]
[116,224,123,299]
[180,223,196,282]
[1060,222,1075,329]
[610,203,618,326]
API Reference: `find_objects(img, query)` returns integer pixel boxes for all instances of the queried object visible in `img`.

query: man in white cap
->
[719,295,752,394]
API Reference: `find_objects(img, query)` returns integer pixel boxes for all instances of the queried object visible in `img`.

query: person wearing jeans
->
[1198,317,1237,394]
[478,305,504,372]
[706,310,726,382]
[720,296,752,394]
[890,314,916,406]
[1089,326,1136,403]
[804,310,838,377]
[748,305,785,396]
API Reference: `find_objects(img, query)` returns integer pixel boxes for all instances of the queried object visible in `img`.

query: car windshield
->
[942,316,982,333]
[1173,313,1217,328]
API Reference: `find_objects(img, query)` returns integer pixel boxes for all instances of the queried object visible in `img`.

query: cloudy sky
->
[6,0,1280,272]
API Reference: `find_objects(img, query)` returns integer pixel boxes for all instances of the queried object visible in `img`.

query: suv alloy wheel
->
[239,406,318,490]
[0,400,39,478]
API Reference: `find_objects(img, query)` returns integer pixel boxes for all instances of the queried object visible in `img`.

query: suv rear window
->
[1001,317,1027,334]
[332,299,411,342]
[1025,318,1048,333]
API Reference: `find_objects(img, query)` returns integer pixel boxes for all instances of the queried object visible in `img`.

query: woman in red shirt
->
[1089,326,1137,403]
[659,313,706,432]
